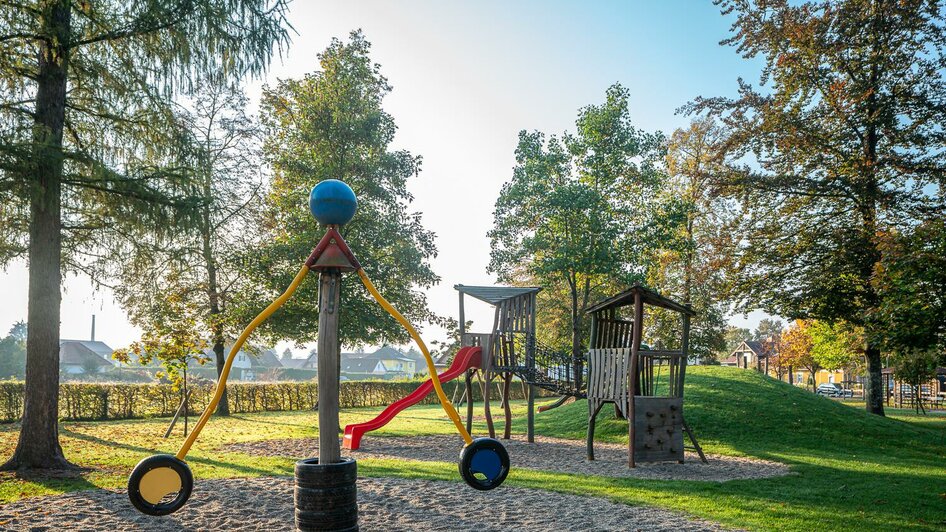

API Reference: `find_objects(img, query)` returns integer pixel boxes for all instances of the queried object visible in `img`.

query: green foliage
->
[489,84,664,356]
[0,0,291,269]
[723,325,750,353]
[875,218,946,353]
[691,0,946,412]
[241,30,439,347]
[112,286,211,391]
[808,320,862,372]
[0,378,540,423]
[110,81,264,393]
[752,318,783,342]
[0,323,26,380]
[648,117,735,361]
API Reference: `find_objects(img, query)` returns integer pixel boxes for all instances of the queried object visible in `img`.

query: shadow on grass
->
[59,427,284,478]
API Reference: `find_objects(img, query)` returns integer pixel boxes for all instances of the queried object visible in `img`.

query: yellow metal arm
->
[175,264,311,460]
[357,268,474,446]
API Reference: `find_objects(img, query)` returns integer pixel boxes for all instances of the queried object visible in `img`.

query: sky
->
[0,0,776,355]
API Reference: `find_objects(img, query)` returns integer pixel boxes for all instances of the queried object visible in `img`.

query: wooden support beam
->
[317,270,342,464]
[628,291,643,468]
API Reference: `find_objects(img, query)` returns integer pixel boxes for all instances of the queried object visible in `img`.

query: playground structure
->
[126,180,510,530]
[347,282,706,469]
[585,285,706,467]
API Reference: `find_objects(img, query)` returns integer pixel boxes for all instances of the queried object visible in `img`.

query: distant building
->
[60,339,115,365]
[59,341,114,374]
[721,340,772,370]
[723,338,862,390]
[203,346,282,381]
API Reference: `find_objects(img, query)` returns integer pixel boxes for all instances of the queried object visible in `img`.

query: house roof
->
[721,340,773,364]
[61,339,114,362]
[585,284,695,316]
[60,341,113,368]
[201,346,283,368]
[281,358,308,369]
[342,358,384,373]
[454,284,542,305]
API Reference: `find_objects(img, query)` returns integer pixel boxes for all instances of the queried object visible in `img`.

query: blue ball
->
[309,180,357,226]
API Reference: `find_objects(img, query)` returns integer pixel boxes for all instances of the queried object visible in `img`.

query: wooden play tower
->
[585,285,707,467]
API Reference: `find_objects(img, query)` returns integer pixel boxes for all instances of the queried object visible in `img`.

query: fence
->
[0,378,544,423]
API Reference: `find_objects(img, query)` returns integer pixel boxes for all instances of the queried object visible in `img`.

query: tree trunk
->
[864,344,885,416]
[199,151,231,416]
[2,0,75,471]
[569,274,583,391]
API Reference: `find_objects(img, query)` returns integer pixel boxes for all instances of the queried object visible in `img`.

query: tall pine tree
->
[0,0,289,470]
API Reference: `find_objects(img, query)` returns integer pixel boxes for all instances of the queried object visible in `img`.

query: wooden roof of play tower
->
[454,284,542,305]
[585,284,695,316]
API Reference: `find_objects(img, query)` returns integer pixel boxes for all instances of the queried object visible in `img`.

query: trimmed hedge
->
[0,378,546,423]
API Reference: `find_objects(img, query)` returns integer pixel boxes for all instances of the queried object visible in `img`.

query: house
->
[341,357,388,377]
[721,340,772,371]
[369,345,417,378]
[60,341,114,374]
[60,339,115,365]
[202,345,282,381]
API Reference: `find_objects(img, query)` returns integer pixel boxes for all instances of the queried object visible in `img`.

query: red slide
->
[343,346,482,450]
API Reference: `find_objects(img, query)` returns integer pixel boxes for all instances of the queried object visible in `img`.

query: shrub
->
[0,378,546,422]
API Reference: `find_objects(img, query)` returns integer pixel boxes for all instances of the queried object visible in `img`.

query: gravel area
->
[225,435,790,482]
[0,476,729,531]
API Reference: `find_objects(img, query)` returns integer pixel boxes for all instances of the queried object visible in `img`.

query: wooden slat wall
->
[587,348,631,418]
[590,313,634,350]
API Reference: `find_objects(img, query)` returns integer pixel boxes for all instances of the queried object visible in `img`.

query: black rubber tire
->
[295,485,357,511]
[127,454,193,516]
[295,457,358,532]
[295,457,357,487]
[458,438,510,491]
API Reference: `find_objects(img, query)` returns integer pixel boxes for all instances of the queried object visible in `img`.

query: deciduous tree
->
[490,84,663,384]
[242,31,440,348]
[690,0,946,415]
[112,81,264,417]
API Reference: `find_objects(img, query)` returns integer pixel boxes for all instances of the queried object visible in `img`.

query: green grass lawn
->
[1,366,944,531]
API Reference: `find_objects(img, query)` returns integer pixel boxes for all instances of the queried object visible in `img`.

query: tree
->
[113,289,211,392]
[690,0,946,415]
[650,116,734,363]
[753,319,783,342]
[112,81,264,417]
[428,317,471,368]
[0,322,27,379]
[241,30,440,348]
[809,320,863,373]
[779,320,818,390]
[0,0,289,470]
[890,347,943,414]
[490,84,663,384]
[281,348,293,362]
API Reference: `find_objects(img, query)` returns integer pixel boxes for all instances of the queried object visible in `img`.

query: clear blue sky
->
[0,0,774,352]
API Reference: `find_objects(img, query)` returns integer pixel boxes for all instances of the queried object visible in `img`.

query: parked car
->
[816,383,854,397]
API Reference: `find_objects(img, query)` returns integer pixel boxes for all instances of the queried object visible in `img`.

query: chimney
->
[91,314,96,342]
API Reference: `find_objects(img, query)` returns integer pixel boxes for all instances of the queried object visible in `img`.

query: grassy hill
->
[516,366,946,530]
[0,366,943,530]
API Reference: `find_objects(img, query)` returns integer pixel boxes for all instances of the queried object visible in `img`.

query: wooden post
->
[527,292,535,443]
[627,291,643,468]
[317,270,342,464]
[679,314,690,399]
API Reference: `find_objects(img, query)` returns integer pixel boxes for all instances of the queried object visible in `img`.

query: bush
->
[0,378,547,423]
